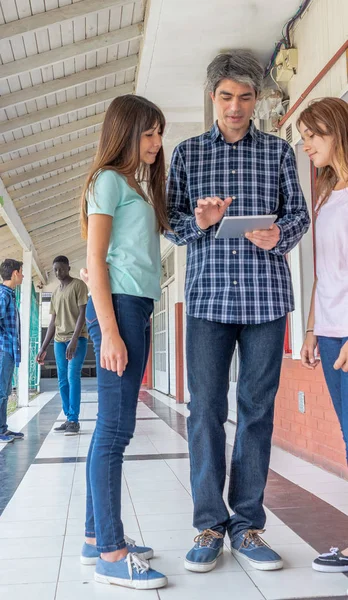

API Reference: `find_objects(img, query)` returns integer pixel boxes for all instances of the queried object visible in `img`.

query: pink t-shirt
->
[314,188,348,337]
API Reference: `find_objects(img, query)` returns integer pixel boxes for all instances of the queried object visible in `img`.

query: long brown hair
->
[80,94,169,238]
[297,98,348,209]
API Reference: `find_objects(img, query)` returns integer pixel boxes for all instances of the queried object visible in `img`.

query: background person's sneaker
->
[64,421,80,436]
[80,536,154,565]
[54,421,69,432]
[0,433,15,443]
[5,430,24,440]
[94,553,167,589]
[231,529,283,571]
[184,529,224,572]
[312,547,348,572]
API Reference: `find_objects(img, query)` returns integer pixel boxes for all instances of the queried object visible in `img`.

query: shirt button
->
[233,280,238,285]
[231,170,236,174]
[233,146,237,150]
[232,250,237,255]
[232,196,236,200]
[198,231,202,235]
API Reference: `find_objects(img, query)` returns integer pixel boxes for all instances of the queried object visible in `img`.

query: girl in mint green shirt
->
[79,95,169,590]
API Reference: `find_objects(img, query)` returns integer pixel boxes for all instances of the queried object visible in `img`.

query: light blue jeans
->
[54,337,88,423]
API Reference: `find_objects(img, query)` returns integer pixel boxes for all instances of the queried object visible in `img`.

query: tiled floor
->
[0,381,348,599]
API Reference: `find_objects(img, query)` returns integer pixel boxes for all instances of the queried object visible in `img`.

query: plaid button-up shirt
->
[0,284,21,366]
[165,121,310,324]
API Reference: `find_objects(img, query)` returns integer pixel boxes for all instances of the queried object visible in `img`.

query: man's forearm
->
[71,310,86,341]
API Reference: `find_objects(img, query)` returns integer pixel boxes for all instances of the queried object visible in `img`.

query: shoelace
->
[240,529,271,550]
[124,535,137,547]
[194,529,224,548]
[125,552,150,580]
[321,547,339,557]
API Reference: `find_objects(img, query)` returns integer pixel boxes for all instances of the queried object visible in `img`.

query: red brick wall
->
[274,357,348,478]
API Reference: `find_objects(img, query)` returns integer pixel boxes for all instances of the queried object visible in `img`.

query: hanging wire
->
[264,0,312,77]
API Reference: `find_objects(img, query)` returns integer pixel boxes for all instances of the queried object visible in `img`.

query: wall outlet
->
[298,391,305,414]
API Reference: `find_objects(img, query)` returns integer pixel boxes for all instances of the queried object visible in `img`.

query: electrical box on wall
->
[275,48,298,82]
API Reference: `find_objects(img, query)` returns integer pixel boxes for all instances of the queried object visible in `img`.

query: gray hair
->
[206,49,264,96]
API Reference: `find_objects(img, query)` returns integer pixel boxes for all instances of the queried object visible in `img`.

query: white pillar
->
[18,250,32,407]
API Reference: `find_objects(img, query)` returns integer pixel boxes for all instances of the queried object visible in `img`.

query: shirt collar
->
[210,120,259,144]
[0,283,15,297]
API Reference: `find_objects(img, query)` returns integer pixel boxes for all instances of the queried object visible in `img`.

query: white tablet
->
[215,215,277,239]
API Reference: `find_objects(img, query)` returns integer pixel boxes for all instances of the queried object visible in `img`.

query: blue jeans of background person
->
[318,336,348,462]
[186,314,286,540]
[54,337,88,423]
[85,294,153,552]
[0,350,15,434]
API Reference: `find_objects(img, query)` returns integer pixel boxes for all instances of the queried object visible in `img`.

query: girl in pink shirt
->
[298,97,348,573]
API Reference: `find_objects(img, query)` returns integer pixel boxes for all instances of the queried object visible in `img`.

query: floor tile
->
[0,583,56,600]
[0,556,60,584]
[157,572,264,600]
[248,566,348,599]
[137,512,194,532]
[142,529,205,551]
[56,580,159,599]
[0,503,69,522]
[0,519,67,538]
[0,536,64,560]
[237,542,318,571]
[133,498,194,516]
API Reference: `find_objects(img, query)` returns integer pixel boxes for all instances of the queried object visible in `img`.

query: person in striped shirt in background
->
[166,49,310,573]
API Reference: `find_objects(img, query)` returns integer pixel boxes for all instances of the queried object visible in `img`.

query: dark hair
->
[0,259,23,281]
[80,94,169,238]
[53,255,69,266]
[207,49,264,96]
[297,97,348,208]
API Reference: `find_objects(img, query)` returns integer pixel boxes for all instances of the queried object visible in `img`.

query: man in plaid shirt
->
[0,259,24,443]
[166,50,310,572]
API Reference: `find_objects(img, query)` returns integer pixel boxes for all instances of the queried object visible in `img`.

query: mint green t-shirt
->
[87,169,161,301]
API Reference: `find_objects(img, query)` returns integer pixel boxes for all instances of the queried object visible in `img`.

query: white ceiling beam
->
[0,24,142,80]
[26,206,79,232]
[30,213,80,237]
[0,113,105,156]
[15,178,85,211]
[19,192,79,219]
[0,82,132,135]
[9,165,90,200]
[4,147,96,187]
[40,240,85,259]
[0,178,46,282]
[39,233,85,252]
[1,131,100,173]
[0,55,137,111]
[0,0,137,40]
[24,198,79,227]
[31,221,79,245]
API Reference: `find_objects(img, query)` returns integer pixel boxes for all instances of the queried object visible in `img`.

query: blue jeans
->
[85,294,153,552]
[0,350,15,434]
[186,314,286,539]
[318,336,348,462]
[54,337,88,422]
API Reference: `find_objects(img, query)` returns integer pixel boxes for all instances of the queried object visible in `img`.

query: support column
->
[18,250,32,407]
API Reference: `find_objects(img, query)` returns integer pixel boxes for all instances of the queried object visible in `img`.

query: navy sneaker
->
[94,553,167,589]
[184,529,224,572]
[312,547,348,572]
[5,430,24,440]
[231,529,283,571]
[80,536,154,565]
[0,433,15,443]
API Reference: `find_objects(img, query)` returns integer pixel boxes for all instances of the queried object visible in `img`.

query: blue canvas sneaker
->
[0,433,15,443]
[184,529,224,572]
[94,553,167,589]
[80,536,154,565]
[5,430,24,440]
[231,529,283,571]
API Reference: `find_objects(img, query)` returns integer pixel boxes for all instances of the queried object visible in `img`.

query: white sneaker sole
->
[232,549,283,571]
[0,439,14,443]
[312,562,348,573]
[184,547,223,572]
[64,431,80,436]
[80,549,154,566]
[94,572,168,589]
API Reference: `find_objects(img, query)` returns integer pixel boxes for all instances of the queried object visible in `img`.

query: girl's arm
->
[87,214,128,376]
[300,278,320,369]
